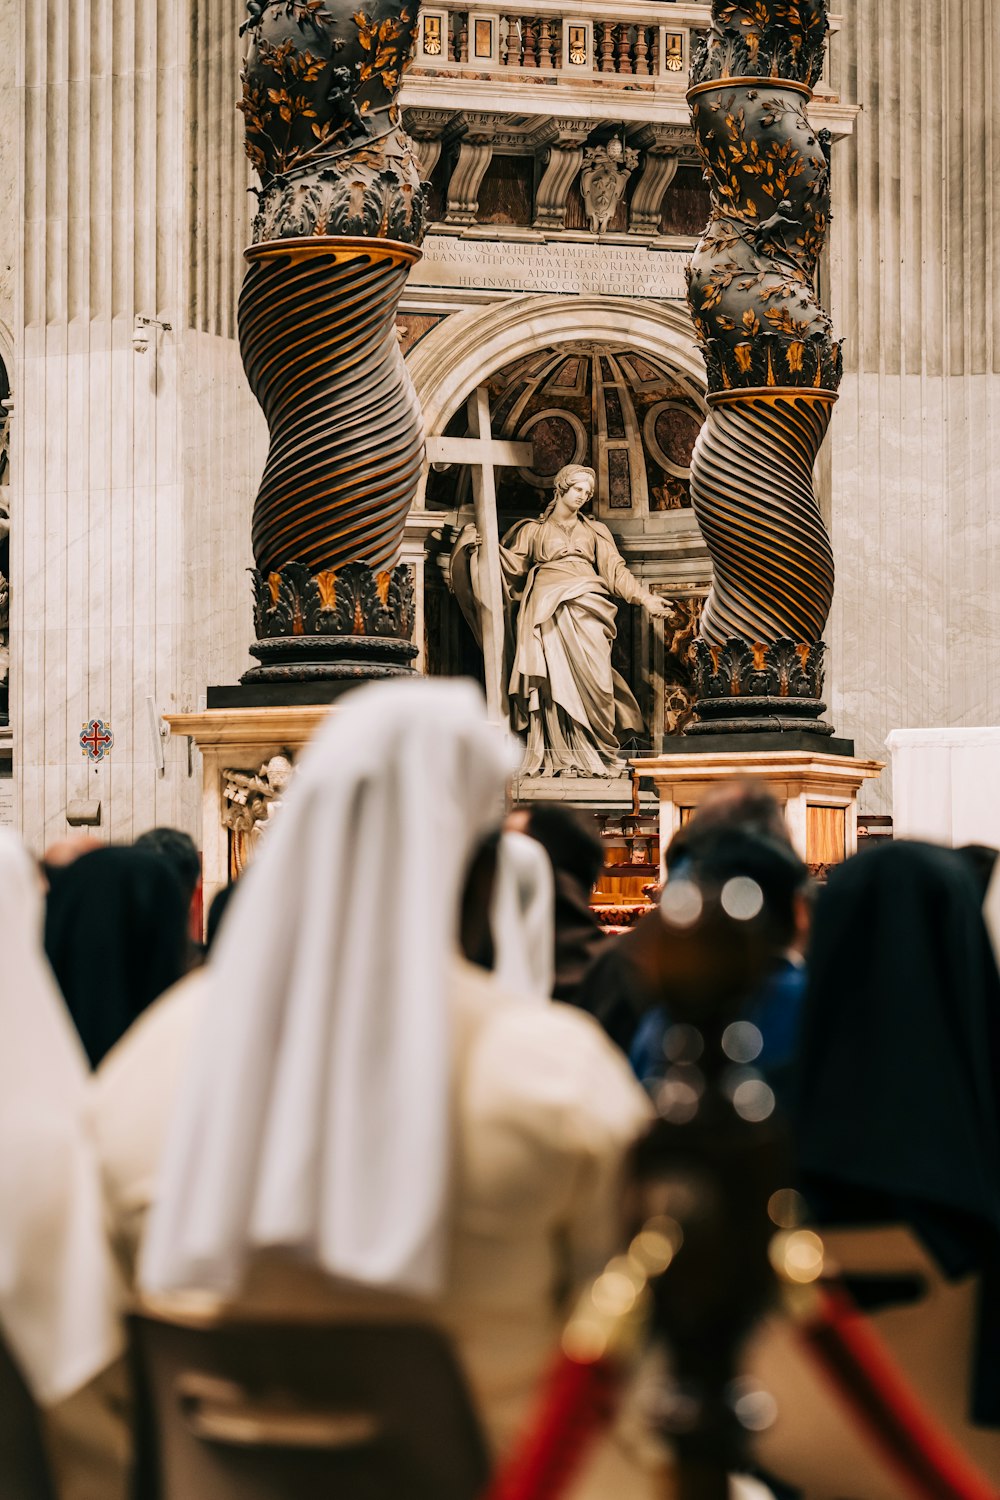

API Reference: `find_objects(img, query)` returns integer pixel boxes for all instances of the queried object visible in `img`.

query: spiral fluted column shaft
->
[680,1,842,730]
[240,238,422,577]
[692,391,835,648]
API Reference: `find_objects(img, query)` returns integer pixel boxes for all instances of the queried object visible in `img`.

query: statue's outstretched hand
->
[645,594,676,620]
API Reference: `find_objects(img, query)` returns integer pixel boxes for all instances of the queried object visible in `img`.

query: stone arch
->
[407,294,705,442]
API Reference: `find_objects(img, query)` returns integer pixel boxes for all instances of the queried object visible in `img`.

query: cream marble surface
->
[824,0,1000,813]
[10,1,263,852]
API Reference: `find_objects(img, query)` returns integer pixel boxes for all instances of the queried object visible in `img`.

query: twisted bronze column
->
[237,0,424,683]
[685,0,842,735]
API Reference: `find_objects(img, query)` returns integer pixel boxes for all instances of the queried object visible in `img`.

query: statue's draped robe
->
[499,515,648,776]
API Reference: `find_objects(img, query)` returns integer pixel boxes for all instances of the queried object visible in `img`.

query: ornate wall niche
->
[417,330,708,744]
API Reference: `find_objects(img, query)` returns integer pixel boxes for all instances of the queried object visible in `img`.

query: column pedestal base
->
[164,704,334,926]
[634,748,884,876]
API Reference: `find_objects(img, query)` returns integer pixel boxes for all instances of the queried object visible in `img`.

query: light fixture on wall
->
[132,315,172,354]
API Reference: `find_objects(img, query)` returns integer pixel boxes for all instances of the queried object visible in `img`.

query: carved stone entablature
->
[448,109,533,150]
[402,106,695,156]
[406,106,453,179]
[532,116,602,151]
[405,106,456,140]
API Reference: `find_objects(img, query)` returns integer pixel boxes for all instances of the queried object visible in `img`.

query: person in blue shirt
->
[628,815,811,1103]
[568,782,809,1098]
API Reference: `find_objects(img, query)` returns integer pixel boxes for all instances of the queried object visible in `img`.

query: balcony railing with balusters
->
[411,0,709,91]
[408,1,840,101]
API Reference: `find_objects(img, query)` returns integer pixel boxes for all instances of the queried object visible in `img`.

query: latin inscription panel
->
[411,235,690,300]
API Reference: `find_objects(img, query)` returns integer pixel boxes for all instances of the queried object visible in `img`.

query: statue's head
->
[264,753,294,793]
[552,464,596,511]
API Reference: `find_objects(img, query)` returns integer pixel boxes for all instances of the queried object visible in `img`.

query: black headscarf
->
[521,804,607,1002]
[44,848,189,1069]
[796,840,1000,1424]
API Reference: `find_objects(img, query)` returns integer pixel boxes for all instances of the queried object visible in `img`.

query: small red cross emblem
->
[80,719,114,762]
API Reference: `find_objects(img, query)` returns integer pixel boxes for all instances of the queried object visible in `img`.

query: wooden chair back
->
[0,1335,56,1500]
[129,1310,491,1500]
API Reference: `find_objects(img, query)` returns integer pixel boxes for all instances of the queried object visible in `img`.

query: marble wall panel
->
[826,0,1000,813]
[0,0,17,339]
[13,0,192,850]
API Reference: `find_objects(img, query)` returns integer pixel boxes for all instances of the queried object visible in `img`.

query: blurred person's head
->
[667,823,809,959]
[512,802,604,895]
[666,784,810,956]
[134,827,202,945]
[666,782,790,877]
[42,834,101,871]
[141,678,525,1300]
[44,848,189,1068]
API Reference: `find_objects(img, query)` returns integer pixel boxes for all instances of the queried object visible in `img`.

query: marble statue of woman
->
[452,464,673,777]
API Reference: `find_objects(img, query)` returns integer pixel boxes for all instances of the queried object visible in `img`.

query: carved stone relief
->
[222,752,295,878]
[579,138,639,234]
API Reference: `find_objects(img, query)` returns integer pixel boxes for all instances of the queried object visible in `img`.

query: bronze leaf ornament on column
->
[237,0,425,682]
[684,0,842,736]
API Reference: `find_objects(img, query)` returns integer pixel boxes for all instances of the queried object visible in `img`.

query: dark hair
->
[205,882,238,953]
[671,823,809,951]
[134,827,201,906]
[522,803,604,891]
[45,848,189,1067]
[459,830,502,970]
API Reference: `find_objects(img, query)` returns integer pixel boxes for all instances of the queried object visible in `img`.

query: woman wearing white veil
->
[0,830,126,1500]
[137,678,653,1494]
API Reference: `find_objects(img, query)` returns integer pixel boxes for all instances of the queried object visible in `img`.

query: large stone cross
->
[425,386,532,720]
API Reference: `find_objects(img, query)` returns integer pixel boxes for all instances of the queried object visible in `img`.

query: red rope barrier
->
[480,1353,618,1500]
[796,1282,998,1500]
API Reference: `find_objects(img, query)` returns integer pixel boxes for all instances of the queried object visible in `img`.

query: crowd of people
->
[4,676,1000,1500]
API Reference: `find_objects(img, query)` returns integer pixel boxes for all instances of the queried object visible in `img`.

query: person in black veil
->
[508,802,606,1002]
[44,848,189,1068]
[795,839,1000,1428]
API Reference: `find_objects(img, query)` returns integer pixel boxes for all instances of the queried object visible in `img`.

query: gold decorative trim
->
[244,236,422,268]
[707,387,840,409]
[687,77,813,102]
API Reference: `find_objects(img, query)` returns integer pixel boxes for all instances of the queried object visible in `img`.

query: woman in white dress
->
[454,464,674,776]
